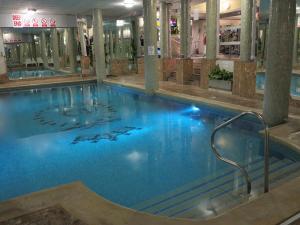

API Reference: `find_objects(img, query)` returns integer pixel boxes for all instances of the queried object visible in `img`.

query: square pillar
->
[93,9,106,81]
[233,60,256,98]
[81,56,90,76]
[290,97,300,108]
[137,57,144,75]
[111,59,129,75]
[200,58,216,89]
[143,0,159,93]
[160,58,177,81]
[176,58,193,84]
[158,58,163,81]
[0,56,8,83]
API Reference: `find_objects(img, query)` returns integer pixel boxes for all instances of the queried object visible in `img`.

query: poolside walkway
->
[0,178,300,225]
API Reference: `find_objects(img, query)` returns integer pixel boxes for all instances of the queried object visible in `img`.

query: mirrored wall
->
[3,27,84,80]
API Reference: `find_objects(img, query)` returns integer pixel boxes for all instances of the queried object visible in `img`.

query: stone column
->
[143,0,159,92]
[109,30,114,59]
[240,0,253,61]
[259,25,267,68]
[0,28,8,82]
[293,16,298,66]
[67,28,77,73]
[263,0,296,126]
[31,35,37,61]
[120,27,124,58]
[93,8,106,81]
[177,0,193,84]
[160,1,170,58]
[233,0,256,98]
[131,19,138,73]
[0,28,5,57]
[26,44,31,60]
[59,30,66,68]
[251,0,257,60]
[105,32,110,73]
[105,32,110,57]
[115,28,121,58]
[78,21,87,56]
[27,43,32,60]
[134,17,141,57]
[15,46,20,64]
[180,0,190,58]
[40,31,48,68]
[51,29,60,70]
[206,0,218,60]
[19,44,24,65]
[200,0,218,89]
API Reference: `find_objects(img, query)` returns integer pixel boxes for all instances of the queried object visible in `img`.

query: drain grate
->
[0,205,88,225]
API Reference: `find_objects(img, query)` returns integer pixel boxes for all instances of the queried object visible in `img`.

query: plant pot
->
[209,79,232,91]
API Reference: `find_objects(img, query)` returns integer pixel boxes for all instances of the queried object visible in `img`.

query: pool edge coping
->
[0,77,97,93]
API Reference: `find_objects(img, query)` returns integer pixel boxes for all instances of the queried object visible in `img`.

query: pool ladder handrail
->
[211,111,270,195]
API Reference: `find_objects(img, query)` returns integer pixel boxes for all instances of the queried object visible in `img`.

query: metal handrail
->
[211,111,269,194]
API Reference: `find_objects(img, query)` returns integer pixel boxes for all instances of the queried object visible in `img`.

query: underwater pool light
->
[191,105,200,112]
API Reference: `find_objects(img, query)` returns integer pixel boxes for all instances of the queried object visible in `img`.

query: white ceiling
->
[0,0,232,20]
[0,0,144,19]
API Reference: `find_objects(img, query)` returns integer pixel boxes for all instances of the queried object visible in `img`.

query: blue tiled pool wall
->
[8,69,65,79]
[256,72,300,97]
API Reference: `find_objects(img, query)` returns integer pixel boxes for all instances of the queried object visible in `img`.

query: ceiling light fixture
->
[27,8,37,15]
[221,1,230,12]
[116,20,125,27]
[122,0,136,8]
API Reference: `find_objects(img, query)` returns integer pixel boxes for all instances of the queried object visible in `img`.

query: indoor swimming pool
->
[256,73,300,97]
[8,69,65,80]
[0,83,299,219]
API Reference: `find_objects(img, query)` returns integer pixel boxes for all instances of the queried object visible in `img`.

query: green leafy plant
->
[208,65,233,81]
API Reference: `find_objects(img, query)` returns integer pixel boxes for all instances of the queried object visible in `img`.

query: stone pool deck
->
[0,74,97,92]
[0,179,300,225]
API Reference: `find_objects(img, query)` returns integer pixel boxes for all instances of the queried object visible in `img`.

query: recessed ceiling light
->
[122,0,136,8]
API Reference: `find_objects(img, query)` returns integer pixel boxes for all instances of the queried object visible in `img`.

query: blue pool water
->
[8,69,64,80]
[256,73,300,97]
[0,83,299,218]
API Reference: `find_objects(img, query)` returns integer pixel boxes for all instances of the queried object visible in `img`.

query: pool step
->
[178,159,300,219]
[132,157,300,219]
[150,158,286,218]
[133,157,273,214]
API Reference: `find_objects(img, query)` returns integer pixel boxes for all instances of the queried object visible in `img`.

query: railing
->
[211,111,269,194]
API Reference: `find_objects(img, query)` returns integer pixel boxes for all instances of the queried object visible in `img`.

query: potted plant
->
[208,65,233,91]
